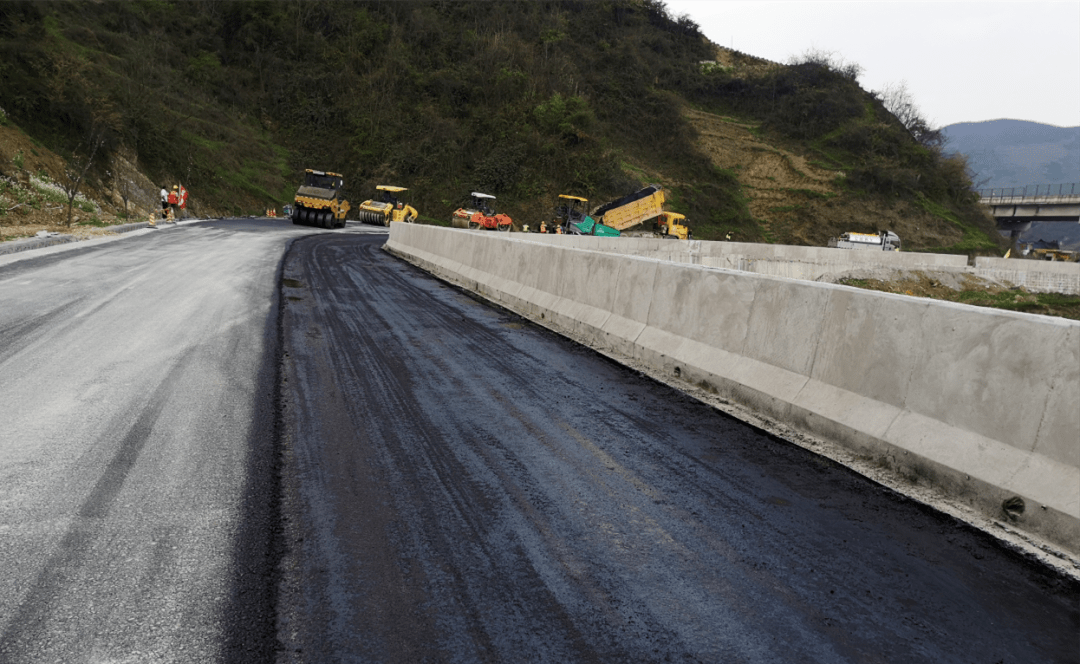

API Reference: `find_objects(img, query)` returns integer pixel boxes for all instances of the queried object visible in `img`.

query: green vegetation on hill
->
[683,52,1000,250]
[0,0,1001,251]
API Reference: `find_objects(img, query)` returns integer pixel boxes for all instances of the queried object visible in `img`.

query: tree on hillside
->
[62,124,105,227]
[877,80,942,148]
[117,153,138,218]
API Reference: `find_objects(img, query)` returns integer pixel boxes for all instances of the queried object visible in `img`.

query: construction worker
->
[160,186,169,220]
[178,184,188,219]
[167,186,179,223]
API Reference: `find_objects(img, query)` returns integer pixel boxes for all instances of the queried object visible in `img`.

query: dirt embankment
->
[683,108,966,249]
[0,124,208,243]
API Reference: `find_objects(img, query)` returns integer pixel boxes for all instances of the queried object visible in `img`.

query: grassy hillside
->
[0,0,1003,252]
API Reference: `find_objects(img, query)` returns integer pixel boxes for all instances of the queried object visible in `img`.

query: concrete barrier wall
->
[974,256,1080,294]
[521,233,1080,293]
[518,234,969,281]
[387,224,1080,553]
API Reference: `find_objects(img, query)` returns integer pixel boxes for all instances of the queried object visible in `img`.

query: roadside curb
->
[0,217,207,264]
[0,217,375,266]
[0,233,80,256]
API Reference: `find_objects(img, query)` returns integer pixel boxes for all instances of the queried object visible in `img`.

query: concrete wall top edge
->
[976,256,1080,274]
[509,232,969,267]
[399,226,1080,327]
[434,223,1079,351]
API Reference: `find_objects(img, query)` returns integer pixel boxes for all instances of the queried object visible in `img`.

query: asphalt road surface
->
[0,218,366,663]
[277,233,1078,663]
[0,220,1076,663]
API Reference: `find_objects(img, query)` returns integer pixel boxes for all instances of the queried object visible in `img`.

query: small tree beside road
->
[61,124,105,227]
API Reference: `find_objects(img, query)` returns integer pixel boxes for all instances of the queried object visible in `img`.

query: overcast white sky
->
[663,1,1080,128]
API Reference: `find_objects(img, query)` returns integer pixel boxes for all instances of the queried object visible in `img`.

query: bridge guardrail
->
[978,183,1080,205]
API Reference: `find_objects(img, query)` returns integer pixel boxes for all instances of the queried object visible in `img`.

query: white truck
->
[829,231,901,251]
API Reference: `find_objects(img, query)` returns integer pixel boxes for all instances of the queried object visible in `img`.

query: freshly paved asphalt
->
[277,233,1078,663]
[0,220,1076,663]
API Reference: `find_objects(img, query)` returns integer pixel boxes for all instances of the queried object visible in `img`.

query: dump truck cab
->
[656,212,691,240]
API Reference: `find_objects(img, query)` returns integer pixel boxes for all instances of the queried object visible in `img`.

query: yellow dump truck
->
[357,185,418,226]
[292,169,349,229]
[1034,249,1079,261]
[555,185,691,239]
[1021,241,1079,261]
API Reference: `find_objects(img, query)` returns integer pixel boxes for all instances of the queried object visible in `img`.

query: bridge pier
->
[997,220,1033,257]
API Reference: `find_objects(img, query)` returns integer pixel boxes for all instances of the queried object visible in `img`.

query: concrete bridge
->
[979,183,1080,232]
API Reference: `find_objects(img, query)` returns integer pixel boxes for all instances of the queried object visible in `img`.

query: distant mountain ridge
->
[941,119,1080,250]
[941,119,1080,190]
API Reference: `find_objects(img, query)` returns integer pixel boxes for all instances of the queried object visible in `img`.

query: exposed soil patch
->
[0,124,207,245]
[683,108,966,249]
[1,197,153,244]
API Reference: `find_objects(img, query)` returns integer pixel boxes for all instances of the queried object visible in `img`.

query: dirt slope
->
[683,108,967,249]
[1,124,180,242]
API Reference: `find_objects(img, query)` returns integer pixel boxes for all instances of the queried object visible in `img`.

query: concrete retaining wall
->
[520,234,967,276]
[518,233,1080,294]
[974,256,1080,295]
[387,224,1080,553]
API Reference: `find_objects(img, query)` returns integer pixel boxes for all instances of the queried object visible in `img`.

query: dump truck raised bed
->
[591,184,666,232]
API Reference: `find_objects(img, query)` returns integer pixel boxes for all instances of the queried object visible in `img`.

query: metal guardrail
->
[977,183,1080,204]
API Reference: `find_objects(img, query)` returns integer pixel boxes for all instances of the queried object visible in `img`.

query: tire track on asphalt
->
[0,358,184,658]
[282,236,600,661]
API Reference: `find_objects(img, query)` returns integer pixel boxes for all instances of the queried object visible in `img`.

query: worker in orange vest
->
[167,186,179,223]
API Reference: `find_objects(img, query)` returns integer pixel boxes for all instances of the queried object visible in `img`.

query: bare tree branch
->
[62,124,106,227]
[877,80,942,148]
